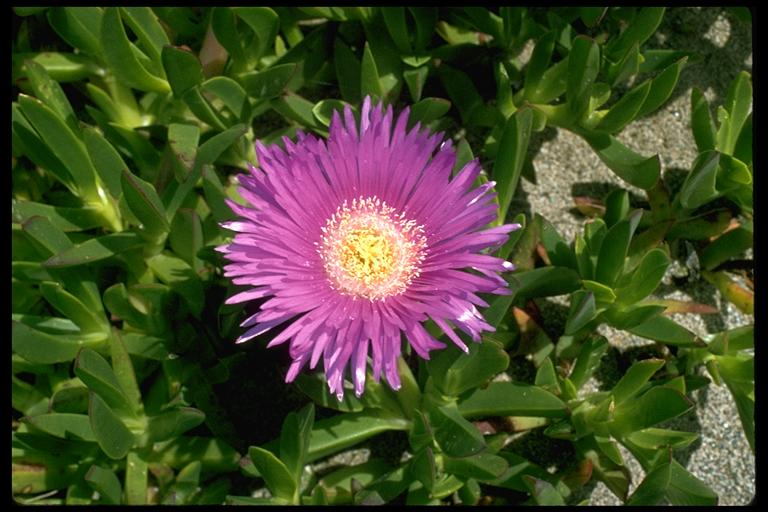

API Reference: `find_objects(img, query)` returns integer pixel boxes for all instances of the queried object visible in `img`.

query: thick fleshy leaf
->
[12,200,103,232]
[438,64,483,124]
[23,59,78,134]
[307,412,410,462]
[626,428,699,450]
[82,127,127,198]
[611,358,665,405]
[523,31,556,101]
[121,170,169,242]
[124,451,148,505]
[150,437,240,473]
[679,150,723,210]
[22,413,96,442]
[565,290,597,335]
[249,446,297,501]
[100,7,170,93]
[716,353,754,452]
[567,36,600,120]
[410,97,451,124]
[429,402,486,458]
[615,248,669,305]
[628,315,703,347]
[581,132,660,190]
[169,209,204,272]
[427,340,509,396]
[699,225,752,272]
[280,403,315,480]
[457,381,567,419]
[511,266,582,300]
[89,392,135,459]
[610,387,693,436]
[233,7,279,63]
[604,304,666,330]
[161,45,204,99]
[523,476,566,505]
[409,447,437,492]
[606,7,665,62]
[635,57,686,119]
[147,408,206,443]
[165,124,247,221]
[85,465,122,505]
[12,320,98,364]
[146,253,204,316]
[75,348,133,414]
[603,189,630,228]
[333,39,361,103]
[606,42,640,86]
[271,93,320,129]
[312,99,355,127]
[444,452,509,481]
[200,76,250,125]
[50,386,90,414]
[494,108,533,224]
[569,335,609,389]
[716,71,752,155]
[39,281,106,334]
[691,88,716,152]
[17,94,98,200]
[46,7,102,57]
[360,42,383,100]
[121,7,170,64]
[43,232,143,268]
[109,330,143,416]
[595,210,642,286]
[595,80,651,133]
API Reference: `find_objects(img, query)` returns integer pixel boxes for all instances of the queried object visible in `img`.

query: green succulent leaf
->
[161,45,204,99]
[429,402,486,458]
[85,465,123,505]
[628,314,703,347]
[22,413,96,442]
[494,108,533,224]
[43,232,143,268]
[427,339,509,397]
[47,7,103,57]
[606,7,666,63]
[567,36,600,121]
[13,320,98,364]
[611,358,666,405]
[716,71,752,155]
[565,290,597,335]
[280,403,315,481]
[248,446,297,502]
[615,248,670,305]
[610,387,693,436]
[457,381,567,419]
[596,80,651,133]
[100,7,170,93]
[581,132,661,190]
[88,392,135,460]
[635,57,686,119]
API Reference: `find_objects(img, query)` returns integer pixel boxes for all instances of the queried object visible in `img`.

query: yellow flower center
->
[319,196,427,301]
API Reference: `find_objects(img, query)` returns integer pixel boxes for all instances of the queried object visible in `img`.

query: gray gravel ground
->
[519,7,754,506]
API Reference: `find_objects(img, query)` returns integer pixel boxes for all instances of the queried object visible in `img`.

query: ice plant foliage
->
[219,97,520,399]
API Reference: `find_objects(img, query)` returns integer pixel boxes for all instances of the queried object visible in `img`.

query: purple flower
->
[218,97,520,399]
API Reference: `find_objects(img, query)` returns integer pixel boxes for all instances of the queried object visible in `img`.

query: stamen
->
[318,196,427,301]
